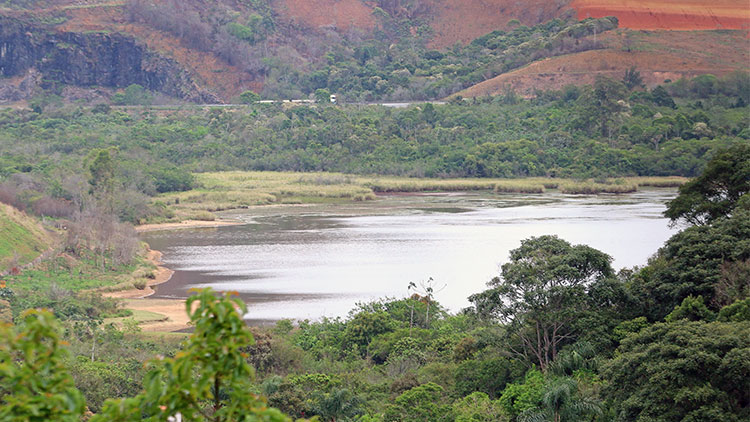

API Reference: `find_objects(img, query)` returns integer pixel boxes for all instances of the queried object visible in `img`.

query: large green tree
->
[630,208,750,320]
[469,236,614,371]
[384,382,454,422]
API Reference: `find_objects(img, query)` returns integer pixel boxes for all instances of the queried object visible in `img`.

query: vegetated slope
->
[13,0,261,98]
[426,0,572,48]
[279,0,572,48]
[0,203,55,270]
[455,29,749,97]
[571,0,750,31]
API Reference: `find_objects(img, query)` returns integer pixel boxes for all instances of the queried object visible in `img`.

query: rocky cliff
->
[0,16,219,103]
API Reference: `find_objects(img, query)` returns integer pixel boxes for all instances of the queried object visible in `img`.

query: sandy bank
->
[104,249,193,332]
[122,298,191,332]
[135,219,243,233]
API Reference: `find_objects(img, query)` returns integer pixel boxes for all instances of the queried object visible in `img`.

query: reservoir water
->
[141,190,678,323]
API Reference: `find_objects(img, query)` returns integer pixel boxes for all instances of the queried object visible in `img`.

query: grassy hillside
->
[0,203,55,270]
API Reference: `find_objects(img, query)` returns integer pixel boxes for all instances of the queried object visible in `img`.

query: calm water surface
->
[142,190,678,323]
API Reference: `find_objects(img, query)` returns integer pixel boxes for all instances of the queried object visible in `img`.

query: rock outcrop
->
[0,16,220,103]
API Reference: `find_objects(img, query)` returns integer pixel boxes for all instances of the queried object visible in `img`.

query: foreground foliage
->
[0,310,85,421]
[92,289,290,422]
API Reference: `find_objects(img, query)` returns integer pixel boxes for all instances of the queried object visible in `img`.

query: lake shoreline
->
[140,189,678,323]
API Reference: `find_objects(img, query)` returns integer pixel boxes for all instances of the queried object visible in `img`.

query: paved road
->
[110,100,447,110]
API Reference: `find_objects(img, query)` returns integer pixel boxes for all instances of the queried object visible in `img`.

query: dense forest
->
[1,143,748,421]
[0,71,747,223]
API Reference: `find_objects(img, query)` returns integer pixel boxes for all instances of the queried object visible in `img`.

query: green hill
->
[0,203,56,271]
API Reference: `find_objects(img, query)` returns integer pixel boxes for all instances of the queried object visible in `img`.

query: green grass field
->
[104,309,168,326]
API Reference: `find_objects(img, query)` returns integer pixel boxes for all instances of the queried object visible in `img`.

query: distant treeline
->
[0,73,747,223]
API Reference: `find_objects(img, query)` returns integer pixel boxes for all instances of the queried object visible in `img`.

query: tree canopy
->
[665,143,750,225]
[469,235,613,371]
[603,320,750,422]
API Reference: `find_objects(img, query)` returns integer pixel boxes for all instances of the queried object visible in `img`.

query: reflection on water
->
[141,190,678,323]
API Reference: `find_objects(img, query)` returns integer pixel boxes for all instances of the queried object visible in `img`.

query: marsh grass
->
[628,176,688,188]
[559,182,638,194]
[153,171,686,220]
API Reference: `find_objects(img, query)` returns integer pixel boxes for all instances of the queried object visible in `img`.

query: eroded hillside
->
[456,29,749,97]
[0,0,747,102]
[571,0,750,31]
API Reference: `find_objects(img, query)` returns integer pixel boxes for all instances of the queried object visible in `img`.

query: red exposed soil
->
[277,0,572,48]
[427,0,572,48]
[455,29,749,97]
[278,0,376,31]
[571,0,750,30]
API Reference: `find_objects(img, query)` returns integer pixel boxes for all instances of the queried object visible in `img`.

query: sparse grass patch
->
[104,309,168,328]
[494,180,545,194]
[363,177,497,192]
[193,211,216,221]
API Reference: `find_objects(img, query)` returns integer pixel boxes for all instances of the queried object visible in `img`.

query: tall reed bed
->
[559,182,638,194]
[627,176,688,188]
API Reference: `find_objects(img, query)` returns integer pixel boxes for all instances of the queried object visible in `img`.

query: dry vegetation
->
[278,0,376,32]
[426,0,573,48]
